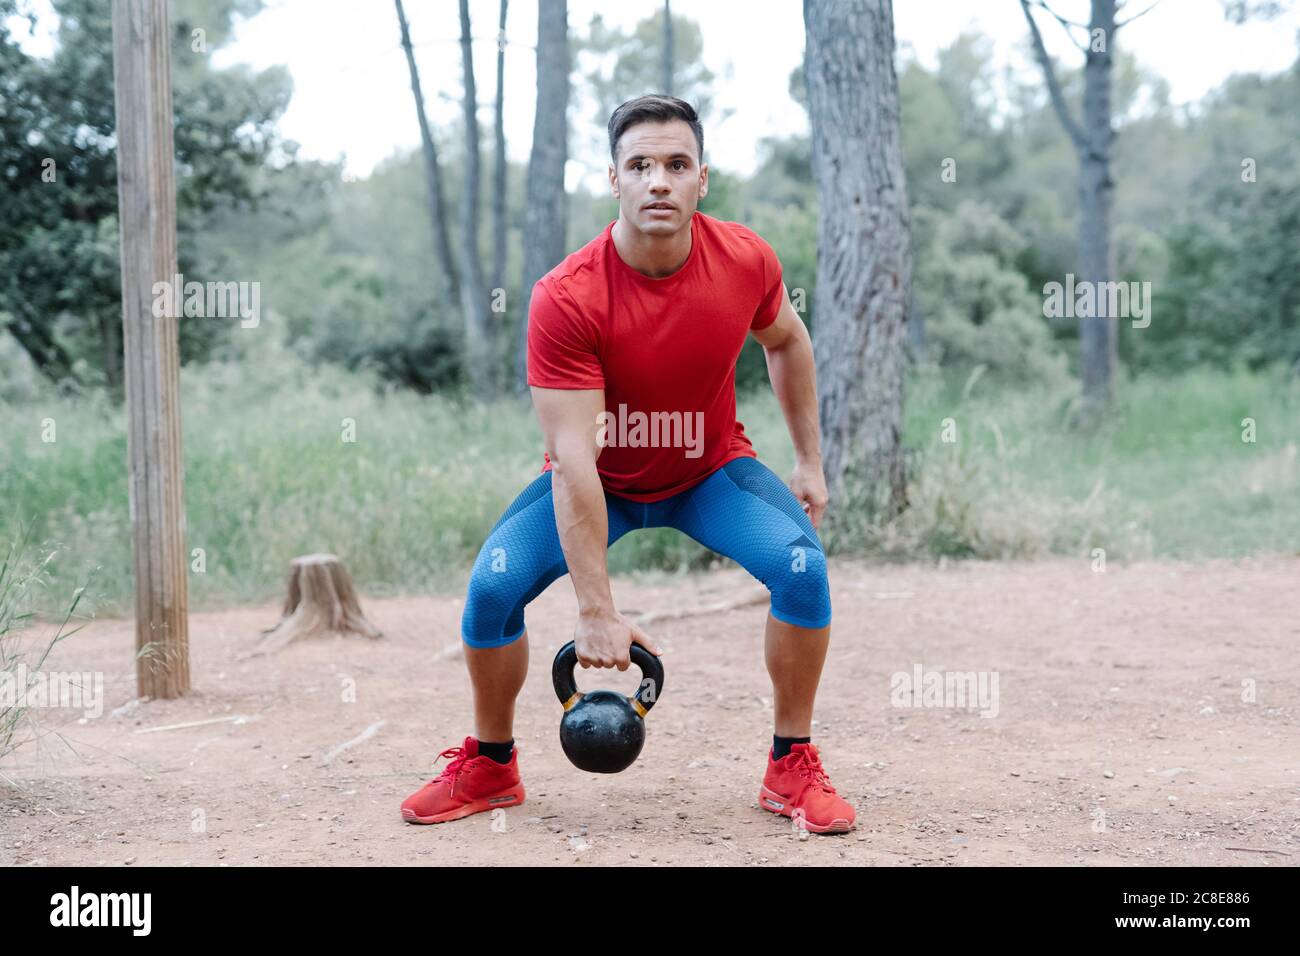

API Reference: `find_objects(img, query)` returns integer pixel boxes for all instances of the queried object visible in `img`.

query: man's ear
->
[698,162,709,201]
[608,163,619,198]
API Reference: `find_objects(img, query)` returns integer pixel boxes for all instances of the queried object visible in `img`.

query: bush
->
[913,201,1068,386]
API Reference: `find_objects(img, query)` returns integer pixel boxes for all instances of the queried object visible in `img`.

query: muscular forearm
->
[763,321,823,465]
[550,449,616,618]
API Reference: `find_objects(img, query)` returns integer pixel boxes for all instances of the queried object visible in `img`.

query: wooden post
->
[112,0,190,698]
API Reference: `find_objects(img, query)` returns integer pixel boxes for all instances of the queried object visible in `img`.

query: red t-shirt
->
[526,212,783,502]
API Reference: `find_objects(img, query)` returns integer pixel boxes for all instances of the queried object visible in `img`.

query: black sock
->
[773,735,811,761]
[477,738,514,764]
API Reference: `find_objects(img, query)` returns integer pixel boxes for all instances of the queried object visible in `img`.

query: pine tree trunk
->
[492,0,509,299]
[1078,0,1117,420]
[515,0,570,394]
[661,0,673,95]
[459,0,494,400]
[803,0,912,538]
[1020,0,1119,422]
[395,0,460,305]
[100,307,123,395]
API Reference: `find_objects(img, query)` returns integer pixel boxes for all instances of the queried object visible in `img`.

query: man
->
[401,94,853,834]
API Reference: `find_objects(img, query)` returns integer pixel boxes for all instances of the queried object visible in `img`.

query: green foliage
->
[191,135,534,393]
[4,6,1300,584]
[899,33,1016,214]
[0,0,292,389]
[1132,60,1300,371]
[913,201,1067,384]
[9,7,1298,399]
[0,334,543,615]
[3,355,1296,614]
[740,197,817,389]
[579,6,716,137]
[821,364,1300,562]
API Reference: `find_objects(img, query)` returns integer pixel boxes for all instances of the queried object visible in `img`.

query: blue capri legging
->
[460,455,831,648]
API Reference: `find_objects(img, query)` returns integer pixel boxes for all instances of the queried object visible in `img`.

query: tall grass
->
[0,527,87,767]
[885,363,1300,561]
[2,344,1297,617]
[2,342,549,614]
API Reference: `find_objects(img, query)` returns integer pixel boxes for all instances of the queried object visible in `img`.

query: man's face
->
[609,119,708,237]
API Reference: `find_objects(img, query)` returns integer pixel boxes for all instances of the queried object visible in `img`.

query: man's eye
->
[672,162,685,170]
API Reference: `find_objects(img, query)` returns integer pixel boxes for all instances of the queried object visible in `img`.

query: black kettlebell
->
[552,641,665,774]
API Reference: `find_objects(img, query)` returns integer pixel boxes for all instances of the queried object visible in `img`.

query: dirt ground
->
[2,556,1297,867]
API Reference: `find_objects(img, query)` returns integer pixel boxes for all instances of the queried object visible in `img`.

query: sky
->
[8,0,1300,190]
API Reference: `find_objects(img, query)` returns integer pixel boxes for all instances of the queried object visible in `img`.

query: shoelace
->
[790,747,838,794]
[432,745,475,797]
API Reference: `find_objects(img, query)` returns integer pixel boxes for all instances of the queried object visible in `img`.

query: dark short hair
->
[607,94,704,164]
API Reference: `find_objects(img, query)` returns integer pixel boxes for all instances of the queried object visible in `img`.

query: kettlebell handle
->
[552,641,665,717]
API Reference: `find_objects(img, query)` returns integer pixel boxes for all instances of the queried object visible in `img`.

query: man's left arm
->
[751,283,829,529]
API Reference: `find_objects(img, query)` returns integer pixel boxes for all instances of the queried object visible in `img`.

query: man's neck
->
[611,215,694,278]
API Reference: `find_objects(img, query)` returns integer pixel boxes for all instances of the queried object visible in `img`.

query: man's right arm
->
[531,385,661,669]
[532,385,616,620]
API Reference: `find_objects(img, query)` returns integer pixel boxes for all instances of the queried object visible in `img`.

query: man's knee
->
[767,545,831,629]
[461,559,527,648]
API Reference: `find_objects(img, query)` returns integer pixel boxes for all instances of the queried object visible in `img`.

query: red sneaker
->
[400,736,525,824]
[758,742,856,833]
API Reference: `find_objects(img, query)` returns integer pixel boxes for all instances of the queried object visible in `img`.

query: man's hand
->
[574,606,663,670]
[752,287,828,530]
[790,457,829,529]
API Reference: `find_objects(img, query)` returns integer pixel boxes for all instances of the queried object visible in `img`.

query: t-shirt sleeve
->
[526,279,605,389]
[750,236,784,331]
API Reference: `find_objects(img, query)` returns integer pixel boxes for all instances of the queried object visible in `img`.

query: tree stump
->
[257,554,382,653]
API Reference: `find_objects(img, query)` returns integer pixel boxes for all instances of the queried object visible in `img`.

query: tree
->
[580,7,714,124]
[803,0,912,533]
[1019,0,1157,420]
[395,0,460,304]
[1220,0,1288,20]
[515,0,570,394]
[661,0,673,94]
[1149,57,1300,371]
[0,0,290,390]
[491,0,509,300]
[458,0,493,399]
